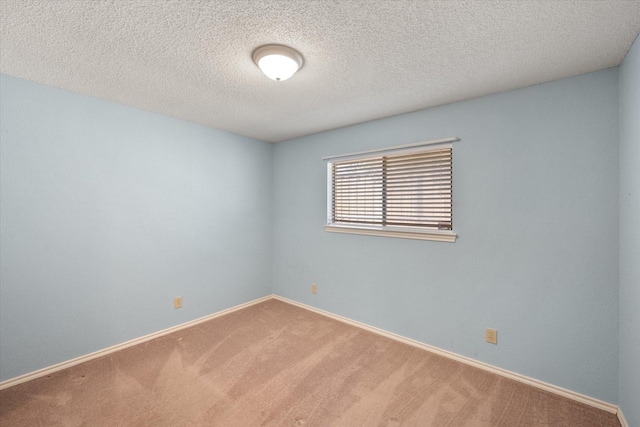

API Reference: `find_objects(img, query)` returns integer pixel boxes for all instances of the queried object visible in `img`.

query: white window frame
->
[324,137,458,242]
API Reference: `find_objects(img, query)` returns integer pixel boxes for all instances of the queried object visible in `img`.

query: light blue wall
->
[0,74,273,381]
[0,64,627,406]
[273,69,620,403]
[619,35,640,426]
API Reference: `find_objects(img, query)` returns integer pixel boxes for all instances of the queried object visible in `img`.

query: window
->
[324,138,457,242]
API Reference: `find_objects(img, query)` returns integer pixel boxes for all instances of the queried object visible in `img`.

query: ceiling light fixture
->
[252,44,303,81]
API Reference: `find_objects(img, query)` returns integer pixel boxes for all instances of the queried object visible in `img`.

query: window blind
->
[331,146,452,230]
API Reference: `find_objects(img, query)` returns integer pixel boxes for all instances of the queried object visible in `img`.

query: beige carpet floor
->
[0,298,620,426]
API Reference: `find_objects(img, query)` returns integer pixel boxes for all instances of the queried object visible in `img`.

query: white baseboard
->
[0,294,275,391]
[273,296,619,415]
[617,407,629,427]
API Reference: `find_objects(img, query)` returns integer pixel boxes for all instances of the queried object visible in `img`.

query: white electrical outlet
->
[311,283,318,294]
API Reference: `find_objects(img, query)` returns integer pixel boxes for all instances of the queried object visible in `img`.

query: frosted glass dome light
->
[253,45,303,81]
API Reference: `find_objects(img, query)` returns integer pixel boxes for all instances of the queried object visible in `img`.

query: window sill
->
[324,225,457,242]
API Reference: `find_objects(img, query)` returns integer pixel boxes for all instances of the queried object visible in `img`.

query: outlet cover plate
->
[486,328,498,345]
[174,296,183,309]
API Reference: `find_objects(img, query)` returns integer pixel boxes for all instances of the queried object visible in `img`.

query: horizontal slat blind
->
[332,147,452,230]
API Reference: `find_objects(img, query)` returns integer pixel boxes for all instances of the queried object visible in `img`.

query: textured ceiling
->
[1,1,640,143]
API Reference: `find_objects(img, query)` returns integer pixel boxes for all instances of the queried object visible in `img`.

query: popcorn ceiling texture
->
[1,0,639,142]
